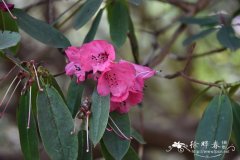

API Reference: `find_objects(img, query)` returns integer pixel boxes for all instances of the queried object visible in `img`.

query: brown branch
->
[146,0,210,68]
[170,47,227,61]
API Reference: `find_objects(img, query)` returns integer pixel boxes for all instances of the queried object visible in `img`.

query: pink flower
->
[65,62,86,82]
[120,60,156,80]
[79,40,115,73]
[110,91,143,113]
[97,61,135,101]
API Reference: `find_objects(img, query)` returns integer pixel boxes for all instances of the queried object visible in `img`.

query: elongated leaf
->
[103,112,131,160]
[183,28,215,46]
[67,79,84,117]
[107,0,129,47]
[18,92,39,160]
[83,9,104,43]
[128,0,142,5]
[37,85,78,160]
[101,141,139,160]
[13,9,70,48]
[73,0,103,29]
[180,15,220,26]
[131,128,146,144]
[89,89,110,146]
[0,31,20,50]
[195,95,233,160]
[0,11,19,54]
[231,101,240,151]
[78,130,92,160]
[217,26,240,51]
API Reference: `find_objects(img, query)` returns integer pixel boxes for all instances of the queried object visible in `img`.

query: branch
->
[146,0,211,68]
[24,0,61,11]
[170,47,227,61]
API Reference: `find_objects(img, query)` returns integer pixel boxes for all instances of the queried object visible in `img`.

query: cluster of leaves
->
[181,13,240,50]
[0,0,144,159]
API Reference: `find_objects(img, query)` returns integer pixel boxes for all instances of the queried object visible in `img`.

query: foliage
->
[1,0,240,159]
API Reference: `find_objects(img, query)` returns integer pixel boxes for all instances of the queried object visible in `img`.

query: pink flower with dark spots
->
[110,91,143,113]
[0,2,14,12]
[97,61,135,100]
[65,62,86,82]
[80,40,115,73]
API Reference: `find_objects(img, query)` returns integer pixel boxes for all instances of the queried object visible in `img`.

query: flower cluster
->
[65,40,155,113]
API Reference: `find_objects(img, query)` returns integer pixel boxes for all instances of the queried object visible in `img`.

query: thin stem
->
[86,114,90,152]
[32,63,43,91]
[53,71,66,77]
[27,86,32,129]
[180,72,220,88]
[0,65,16,82]
[51,0,82,26]
[0,76,18,109]
[1,0,17,19]
[0,79,21,118]
[71,110,81,135]
[56,2,83,28]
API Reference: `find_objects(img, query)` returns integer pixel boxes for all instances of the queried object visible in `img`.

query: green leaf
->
[183,28,215,46]
[107,0,129,47]
[231,101,240,152]
[78,130,93,160]
[194,95,233,160]
[217,26,240,51]
[13,9,71,48]
[179,15,220,26]
[0,11,20,54]
[131,128,146,144]
[89,89,110,146]
[0,31,21,50]
[128,0,142,5]
[103,112,131,160]
[73,0,103,29]
[101,141,139,160]
[67,79,84,117]
[17,91,39,160]
[128,14,139,63]
[83,9,104,44]
[45,75,66,102]
[37,85,78,160]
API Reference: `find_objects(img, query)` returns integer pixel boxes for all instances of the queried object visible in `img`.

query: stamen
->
[0,76,18,110]
[86,112,90,152]
[108,123,132,140]
[109,116,132,141]
[32,63,43,91]
[136,71,153,78]
[27,86,32,129]
[71,110,81,135]
[0,65,16,82]
[0,78,21,118]
[1,0,17,19]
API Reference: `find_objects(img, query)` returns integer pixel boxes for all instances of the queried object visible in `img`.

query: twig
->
[170,47,227,61]
[53,71,66,77]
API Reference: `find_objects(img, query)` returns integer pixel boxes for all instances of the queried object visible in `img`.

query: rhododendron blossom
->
[97,61,136,101]
[65,40,156,113]
[65,40,115,82]
[0,2,14,12]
